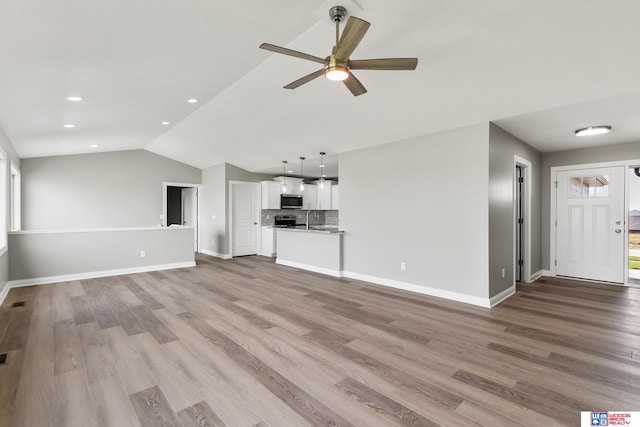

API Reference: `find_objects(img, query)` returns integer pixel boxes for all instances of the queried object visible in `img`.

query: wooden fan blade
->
[349,58,418,70]
[335,17,370,60]
[343,72,367,96]
[259,43,326,65]
[284,68,326,89]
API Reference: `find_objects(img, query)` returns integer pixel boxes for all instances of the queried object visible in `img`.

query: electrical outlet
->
[501,268,505,278]
[400,262,406,271]
[140,250,146,258]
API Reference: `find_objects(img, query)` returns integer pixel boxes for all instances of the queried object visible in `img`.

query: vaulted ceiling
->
[2,0,640,173]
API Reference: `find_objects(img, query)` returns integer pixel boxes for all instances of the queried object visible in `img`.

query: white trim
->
[530,270,544,281]
[228,180,261,258]
[9,226,193,235]
[514,155,532,283]
[550,161,636,284]
[0,283,10,306]
[5,261,196,290]
[541,269,552,277]
[276,259,343,278]
[342,270,492,308]
[200,249,232,260]
[162,182,202,252]
[489,285,516,307]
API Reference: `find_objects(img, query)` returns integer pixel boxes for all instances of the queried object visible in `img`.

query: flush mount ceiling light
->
[66,96,83,102]
[575,126,612,137]
[63,124,76,128]
[187,98,199,104]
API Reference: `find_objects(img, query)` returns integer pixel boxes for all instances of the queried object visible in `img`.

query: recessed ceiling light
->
[575,126,612,137]
[319,164,325,168]
[66,96,83,102]
[90,144,99,148]
[187,98,199,104]
[322,174,327,177]
[287,170,293,173]
[63,124,76,128]
[161,121,171,125]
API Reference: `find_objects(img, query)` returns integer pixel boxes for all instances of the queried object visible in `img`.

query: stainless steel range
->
[274,215,297,228]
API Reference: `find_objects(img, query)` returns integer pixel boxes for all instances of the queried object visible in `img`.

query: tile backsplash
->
[261,209,339,226]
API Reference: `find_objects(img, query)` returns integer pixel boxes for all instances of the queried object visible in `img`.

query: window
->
[10,163,20,231]
[569,175,610,198]
[0,149,6,252]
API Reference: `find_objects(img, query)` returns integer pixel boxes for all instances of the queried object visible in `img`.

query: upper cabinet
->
[303,184,318,210]
[273,176,303,195]
[331,185,339,210]
[261,180,281,209]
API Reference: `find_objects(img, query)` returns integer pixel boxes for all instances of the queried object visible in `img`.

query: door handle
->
[615,229,622,233]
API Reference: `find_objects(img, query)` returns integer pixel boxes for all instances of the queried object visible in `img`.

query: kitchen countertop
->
[276,225,343,234]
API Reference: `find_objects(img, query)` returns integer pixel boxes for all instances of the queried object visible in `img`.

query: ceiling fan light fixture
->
[325,66,349,81]
[575,126,611,137]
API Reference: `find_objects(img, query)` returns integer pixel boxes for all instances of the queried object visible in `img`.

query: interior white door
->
[182,187,198,250]
[232,183,257,256]
[556,166,625,283]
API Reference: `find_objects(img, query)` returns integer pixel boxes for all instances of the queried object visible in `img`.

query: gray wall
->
[21,149,201,230]
[488,124,542,296]
[340,123,491,299]
[9,228,194,281]
[199,163,269,256]
[0,127,21,298]
[541,141,640,270]
[201,163,226,256]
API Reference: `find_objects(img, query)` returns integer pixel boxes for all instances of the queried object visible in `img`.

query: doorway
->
[554,166,625,283]
[163,182,201,252]
[628,166,640,285]
[514,156,531,282]
[229,181,260,257]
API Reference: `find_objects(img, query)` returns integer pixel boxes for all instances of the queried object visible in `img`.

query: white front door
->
[182,187,198,250]
[232,183,258,256]
[556,166,625,283]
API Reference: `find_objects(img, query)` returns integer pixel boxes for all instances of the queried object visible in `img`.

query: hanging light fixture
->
[319,152,326,188]
[299,157,305,192]
[281,160,288,193]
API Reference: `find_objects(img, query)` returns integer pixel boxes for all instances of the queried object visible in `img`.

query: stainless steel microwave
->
[281,194,303,209]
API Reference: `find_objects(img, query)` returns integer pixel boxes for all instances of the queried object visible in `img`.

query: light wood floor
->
[1,254,639,426]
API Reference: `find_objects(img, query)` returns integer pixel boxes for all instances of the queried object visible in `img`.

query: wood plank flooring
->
[1,254,639,426]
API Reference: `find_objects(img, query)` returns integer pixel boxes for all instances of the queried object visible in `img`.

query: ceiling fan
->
[259,6,418,96]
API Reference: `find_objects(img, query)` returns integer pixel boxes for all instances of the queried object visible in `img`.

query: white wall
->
[340,123,491,301]
[21,149,201,229]
[0,127,20,300]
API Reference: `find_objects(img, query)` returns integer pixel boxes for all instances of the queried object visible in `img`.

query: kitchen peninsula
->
[276,227,344,277]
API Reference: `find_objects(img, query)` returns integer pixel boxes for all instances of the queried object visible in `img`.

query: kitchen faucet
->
[306,209,314,230]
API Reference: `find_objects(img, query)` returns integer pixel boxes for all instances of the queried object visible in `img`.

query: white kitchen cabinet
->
[261,181,281,209]
[261,226,276,257]
[331,185,339,210]
[273,176,303,195]
[315,180,333,210]
[303,184,318,210]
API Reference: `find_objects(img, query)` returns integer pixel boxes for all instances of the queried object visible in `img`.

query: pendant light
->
[281,160,288,193]
[319,152,326,188]
[299,157,305,192]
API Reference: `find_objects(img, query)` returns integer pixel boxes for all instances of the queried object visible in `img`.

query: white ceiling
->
[2,0,640,173]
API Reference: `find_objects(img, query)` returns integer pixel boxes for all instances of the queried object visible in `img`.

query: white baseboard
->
[540,269,552,278]
[200,249,232,260]
[489,285,516,307]
[6,261,196,290]
[276,259,342,278]
[342,271,492,308]
[0,283,10,307]
[530,270,544,281]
